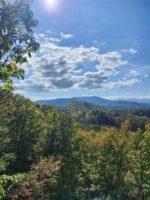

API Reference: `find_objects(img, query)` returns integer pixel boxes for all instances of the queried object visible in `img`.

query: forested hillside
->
[41,101,150,131]
[0,94,150,200]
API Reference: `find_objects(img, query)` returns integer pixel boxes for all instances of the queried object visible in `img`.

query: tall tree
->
[133,124,150,200]
[7,96,46,173]
[0,0,39,90]
[44,111,75,157]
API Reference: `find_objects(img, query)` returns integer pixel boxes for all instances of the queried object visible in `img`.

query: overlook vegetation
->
[0,94,149,200]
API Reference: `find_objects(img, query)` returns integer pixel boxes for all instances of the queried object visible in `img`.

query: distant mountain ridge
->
[36,96,150,108]
[122,98,150,105]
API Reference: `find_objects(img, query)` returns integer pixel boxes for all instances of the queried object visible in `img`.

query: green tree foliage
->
[0,173,24,200]
[0,0,39,90]
[131,124,150,200]
[6,95,46,173]
[73,128,131,200]
[44,111,75,157]
[0,95,150,200]
[0,0,39,171]
[0,92,15,174]
[43,111,79,199]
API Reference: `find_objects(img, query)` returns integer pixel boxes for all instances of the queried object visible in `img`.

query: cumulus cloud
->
[60,32,74,39]
[34,31,73,44]
[15,32,140,93]
[102,79,140,89]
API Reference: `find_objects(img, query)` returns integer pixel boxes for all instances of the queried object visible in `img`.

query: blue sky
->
[15,0,150,100]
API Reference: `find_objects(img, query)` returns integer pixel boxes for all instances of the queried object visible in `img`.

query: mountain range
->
[36,96,150,108]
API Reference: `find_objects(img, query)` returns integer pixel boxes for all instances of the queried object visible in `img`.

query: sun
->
[43,0,59,13]
[46,0,57,7]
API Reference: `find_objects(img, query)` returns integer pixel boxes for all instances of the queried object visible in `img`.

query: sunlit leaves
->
[0,0,39,90]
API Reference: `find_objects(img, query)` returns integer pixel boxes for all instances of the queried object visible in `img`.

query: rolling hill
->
[36,96,149,108]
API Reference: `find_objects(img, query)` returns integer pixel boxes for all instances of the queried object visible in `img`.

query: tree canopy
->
[0,0,39,90]
[0,95,149,200]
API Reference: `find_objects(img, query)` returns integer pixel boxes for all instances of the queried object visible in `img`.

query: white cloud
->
[34,31,73,44]
[102,79,140,89]
[15,32,139,93]
[60,32,74,39]
[129,70,140,77]
[122,48,138,54]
